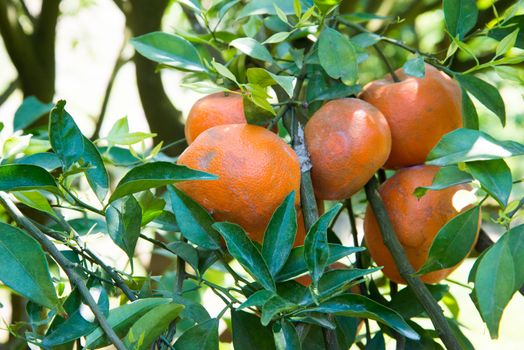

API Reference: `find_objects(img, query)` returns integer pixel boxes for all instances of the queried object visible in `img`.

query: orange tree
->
[0,0,523,349]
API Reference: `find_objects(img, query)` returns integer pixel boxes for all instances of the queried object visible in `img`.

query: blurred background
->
[0,0,523,348]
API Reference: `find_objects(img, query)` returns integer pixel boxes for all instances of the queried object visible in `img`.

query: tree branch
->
[0,192,127,350]
[0,78,18,105]
[364,177,461,350]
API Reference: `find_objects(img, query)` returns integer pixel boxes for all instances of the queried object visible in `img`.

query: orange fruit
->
[360,63,462,169]
[304,98,391,200]
[185,92,245,144]
[177,124,301,243]
[363,165,479,284]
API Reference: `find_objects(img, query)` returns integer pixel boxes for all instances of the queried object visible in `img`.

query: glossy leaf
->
[261,295,297,326]
[366,331,385,350]
[246,68,294,97]
[232,310,276,350]
[403,56,425,78]
[12,190,58,219]
[108,162,217,203]
[414,165,473,198]
[495,28,519,57]
[273,319,301,350]
[149,210,180,232]
[13,152,61,171]
[136,190,165,225]
[443,0,478,39]
[318,28,357,85]
[426,128,524,166]
[262,191,297,276]
[489,15,524,49]
[309,84,362,102]
[238,290,274,310]
[131,32,205,72]
[304,203,342,286]
[467,159,512,207]
[85,298,172,348]
[456,74,506,126]
[174,318,219,350]
[168,185,221,249]
[276,244,364,282]
[105,195,142,262]
[13,96,53,131]
[351,32,381,48]
[0,164,59,195]
[124,303,184,350]
[166,241,200,273]
[213,222,276,291]
[0,223,58,309]
[82,137,109,202]
[230,37,273,62]
[389,284,449,319]
[416,206,480,275]
[305,294,419,340]
[49,100,85,169]
[317,268,379,298]
[460,86,479,129]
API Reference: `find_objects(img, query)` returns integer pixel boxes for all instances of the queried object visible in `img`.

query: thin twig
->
[0,78,18,106]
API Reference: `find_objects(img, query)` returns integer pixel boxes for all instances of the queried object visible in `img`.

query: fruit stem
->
[364,177,461,350]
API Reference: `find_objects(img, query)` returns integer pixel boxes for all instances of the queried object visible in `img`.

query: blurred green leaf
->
[442,0,478,40]
[232,310,276,350]
[174,318,219,350]
[351,32,381,48]
[262,191,297,276]
[109,162,217,203]
[403,56,425,78]
[13,96,53,131]
[0,164,59,195]
[231,37,273,62]
[49,100,85,170]
[106,195,142,262]
[273,319,301,350]
[489,15,524,49]
[495,28,519,57]
[467,159,512,207]
[238,0,312,18]
[0,223,58,309]
[131,32,205,72]
[318,28,358,85]
[414,165,473,198]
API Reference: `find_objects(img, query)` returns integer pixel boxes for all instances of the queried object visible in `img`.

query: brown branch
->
[0,78,18,105]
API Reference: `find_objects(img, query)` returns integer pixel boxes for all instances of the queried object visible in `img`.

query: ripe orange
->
[304,98,391,200]
[363,165,479,284]
[360,63,462,169]
[185,92,245,144]
[177,124,301,243]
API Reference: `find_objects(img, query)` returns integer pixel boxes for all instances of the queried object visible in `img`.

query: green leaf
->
[273,319,301,350]
[317,268,379,298]
[109,162,217,203]
[232,310,276,350]
[318,28,358,85]
[366,331,385,350]
[496,28,519,57]
[174,318,219,350]
[416,206,480,275]
[213,222,276,291]
[136,190,165,225]
[414,165,473,198]
[304,294,419,340]
[106,117,156,146]
[467,159,512,207]
[304,203,342,286]
[442,0,478,39]
[489,15,524,49]
[12,190,58,219]
[0,223,58,309]
[403,56,425,78]
[263,31,293,44]
[0,164,59,195]
[505,225,524,290]
[314,0,340,13]
[48,100,85,170]
[262,191,297,276]
[230,37,273,62]
[124,304,184,349]
[238,290,274,310]
[246,68,295,98]
[82,137,109,202]
[427,128,524,166]
[168,186,221,250]
[85,298,172,349]
[461,86,479,130]
[456,74,506,126]
[238,0,306,18]
[472,237,515,338]
[261,295,297,326]
[309,84,362,102]
[105,196,142,262]
[389,284,449,319]
[351,32,381,48]
[43,287,109,347]
[276,244,364,282]
[13,152,61,171]
[131,31,205,72]
[149,210,179,231]
[13,96,53,131]
[166,241,200,274]
[211,60,239,84]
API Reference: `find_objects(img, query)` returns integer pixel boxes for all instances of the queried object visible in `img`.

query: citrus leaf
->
[389,284,449,319]
[461,86,479,130]
[261,295,296,326]
[317,268,380,298]
[238,290,274,310]
[82,137,109,202]
[12,190,58,219]
[414,165,473,198]
[318,28,357,85]
[230,37,273,62]
[403,56,425,78]
[174,318,219,350]
[273,319,301,350]
[443,0,478,40]
[0,164,59,195]
[106,195,142,262]
[466,159,512,207]
[13,96,53,131]
[246,68,295,98]
[232,310,276,350]
[13,152,61,171]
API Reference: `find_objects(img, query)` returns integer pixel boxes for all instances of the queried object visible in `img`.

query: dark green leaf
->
[238,0,309,18]
[489,15,524,49]
[13,152,61,171]
[171,294,211,324]
[448,318,475,350]
[290,313,336,329]
[416,206,480,275]
[467,159,512,207]
[67,217,107,236]
[13,96,53,131]
[317,268,379,298]
[261,296,297,326]
[230,37,273,62]
[213,222,276,291]
[48,100,85,169]
[105,196,142,262]
[414,165,473,198]
[276,244,364,282]
[304,203,342,286]
[124,303,184,350]
[456,74,506,126]
[335,316,359,349]
[403,56,425,78]
[168,185,221,249]
[443,0,478,39]
[238,290,274,309]
[366,331,385,350]
[389,285,449,319]
[318,28,358,85]
[174,318,219,350]
[166,241,200,273]
[461,86,479,130]
[0,164,59,195]
[82,137,109,202]
[303,294,419,340]
[273,319,301,350]
[149,210,179,232]
[262,191,297,276]
[109,162,217,203]
[427,128,524,165]
[131,32,205,72]
[0,223,58,309]
[232,310,276,350]
[505,225,524,290]
[309,84,362,102]
[351,32,381,48]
